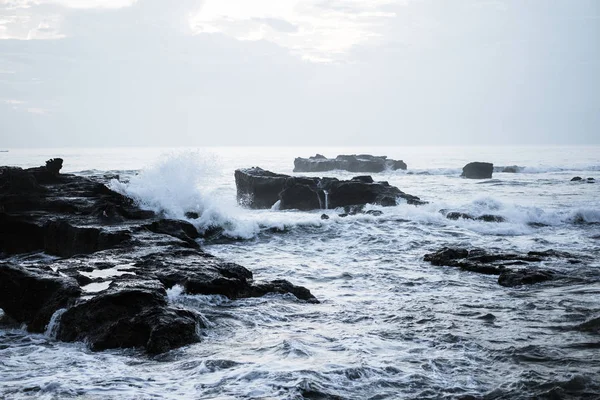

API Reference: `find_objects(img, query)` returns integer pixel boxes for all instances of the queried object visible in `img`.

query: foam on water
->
[3,146,600,399]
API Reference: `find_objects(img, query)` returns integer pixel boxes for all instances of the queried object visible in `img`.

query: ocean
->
[1,146,599,399]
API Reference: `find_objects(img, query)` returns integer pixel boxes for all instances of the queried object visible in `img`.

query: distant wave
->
[403,164,600,176]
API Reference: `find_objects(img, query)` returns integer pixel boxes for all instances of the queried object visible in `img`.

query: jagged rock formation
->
[235,167,425,210]
[0,159,318,354]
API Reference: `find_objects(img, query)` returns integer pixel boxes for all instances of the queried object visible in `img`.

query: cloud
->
[191,0,401,62]
[0,0,598,146]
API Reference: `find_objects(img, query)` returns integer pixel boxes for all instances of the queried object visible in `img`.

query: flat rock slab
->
[423,247,586,287]
[294,154,407,173]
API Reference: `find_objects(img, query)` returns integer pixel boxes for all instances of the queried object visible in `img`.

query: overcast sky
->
[1,0,598,147]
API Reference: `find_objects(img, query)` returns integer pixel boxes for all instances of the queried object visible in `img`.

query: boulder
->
[294,154,407,173]
[461,162,493,179]
[235,168,425,211]
[56,280,202,354]
[571,176,582,181]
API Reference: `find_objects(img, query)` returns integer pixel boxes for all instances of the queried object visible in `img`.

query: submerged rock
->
[443,211,505,223]
[234,168,425,210]
[423,247,577,287]
[293,154,407,173]
[461,162,493,179]
[0,159,319,354]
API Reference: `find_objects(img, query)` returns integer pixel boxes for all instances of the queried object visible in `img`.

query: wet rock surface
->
[235,168,425,210]
[293,154,407,173]
[423,247,585,287]
[0,159,319,353]
[461,162,493,179]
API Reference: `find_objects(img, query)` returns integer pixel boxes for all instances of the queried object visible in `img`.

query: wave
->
[401,164,600,176]
[108,153,599,241]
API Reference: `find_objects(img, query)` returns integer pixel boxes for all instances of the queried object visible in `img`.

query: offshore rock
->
[0,159,319,354]
[423,247,577,287]
[234,167,289,209]
[443,211,506,223]
[235,168,425,210]
[461,162,493,179]
[294,154,407,173]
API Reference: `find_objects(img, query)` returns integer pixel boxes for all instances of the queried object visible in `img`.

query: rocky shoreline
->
[0,159,318,354]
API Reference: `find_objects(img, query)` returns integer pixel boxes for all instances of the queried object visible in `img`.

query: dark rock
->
[574,316,600,333]
[234,167,289,209]
[250,279,319,303]
[423,247,569,287]
[365,210,383,216]
[587,178,595,183]
[571,177,583,181]
[235,168,425,211]
[351,175,374,184]
[443,211,505,223]
[56,281,202,353]
[321,214,330,220]
[0,158,320,354]
[0,263,81,332]
[45,158,63,175]
[143,219,200,248]
[498,269,554,287]
[184,211,200,219]
[44,219,131,257]
[501,165,522,173]
[293,154,407,173]
[446,212,475,220]
[279,177,322,211]
[476,214,506,223]
[461,162,493,179]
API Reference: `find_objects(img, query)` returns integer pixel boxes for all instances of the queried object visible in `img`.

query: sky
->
[0,0,599,147]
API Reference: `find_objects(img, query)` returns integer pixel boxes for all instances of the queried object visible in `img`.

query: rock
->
[587,178,595,183]
[56,280,202,354]
[234,167,289,209]
[461,162,493,179]
[498,269,554,287]
[365,210,383,216]
[0,159,320,354]
[235,168,425,211]
[293,154,407,173]
[321,214,330,220]
[250,279,319,303]
[571,177,583,181]
[476,214,506,223]
[143,219,200,249]
[501,165,522,173]
[423,247,569,287]
[44,219,131,257]
[0,263,81,332]
[184,211,200,219]
[45,158,63,175]
[446,212,475,220]
[443,211,505,223]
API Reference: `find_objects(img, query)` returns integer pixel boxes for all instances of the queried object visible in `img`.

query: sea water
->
[0,146,599,399]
